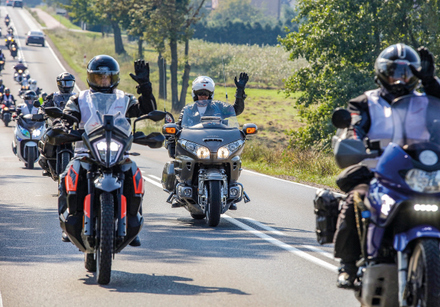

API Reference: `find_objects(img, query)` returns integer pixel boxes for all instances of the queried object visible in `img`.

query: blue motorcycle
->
[332,95,440,307]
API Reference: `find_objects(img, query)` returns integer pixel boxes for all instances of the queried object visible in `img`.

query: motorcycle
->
[44,92,166,284]
[18,79,30,96]
[12,113,46,169]
[14,69,29,84]
[10,44,17,59]
[161,99,257,226]
[5,18,9,27]
[331,94,440,307]
[5,34,12,48]
[0,59,5,73]
[1,103,15,127]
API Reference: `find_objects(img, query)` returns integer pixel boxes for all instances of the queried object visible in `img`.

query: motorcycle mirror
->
[133,131,165,148]
[147,110,167,122]
[243,123,258,135]
[332,108,351,129]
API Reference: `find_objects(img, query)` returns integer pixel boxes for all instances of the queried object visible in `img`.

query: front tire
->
[206,180,222,227]
[26,147,35,169]
[406,239,440,307]
[96,192,114,285]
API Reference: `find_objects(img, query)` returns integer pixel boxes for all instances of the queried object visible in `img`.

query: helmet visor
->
[378,59,419,85]
[194,89,212,97]
[88,71,119,88]
[58,80,74,88]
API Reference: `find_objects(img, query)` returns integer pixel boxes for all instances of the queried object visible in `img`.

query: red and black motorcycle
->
[44,93,166,284]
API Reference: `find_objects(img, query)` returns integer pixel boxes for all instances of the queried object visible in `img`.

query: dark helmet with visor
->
[86,55,120,93]
[375,43,421,97]
[23,90,37,102]
[56,72,75,94]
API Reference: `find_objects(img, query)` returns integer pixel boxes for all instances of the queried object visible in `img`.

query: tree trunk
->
[137,39,143,59]
[170,39,179,112]
[111,21,125,55]
[179,39,191,109]
[158,52,167,101]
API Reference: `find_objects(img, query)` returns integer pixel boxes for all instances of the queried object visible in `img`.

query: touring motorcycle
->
[331,94,440,307]
[45,92,166,284]
[12,113,46,169]
[162,99,257,227]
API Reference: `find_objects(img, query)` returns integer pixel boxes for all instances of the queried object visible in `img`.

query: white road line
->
[243,169,317,189]
[223,216,338,273]
[148,174,161,181]
[143,176,162,189]
[241,217,284,236]
[302,245,335,260]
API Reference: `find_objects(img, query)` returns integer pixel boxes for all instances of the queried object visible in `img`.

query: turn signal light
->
[246,127,256,134]
[165,127,176,134]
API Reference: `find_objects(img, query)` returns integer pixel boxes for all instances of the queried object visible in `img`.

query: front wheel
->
[96,192,115,285]
[206,180,222,227]
[26,147,35,169]
[406,239,440,307]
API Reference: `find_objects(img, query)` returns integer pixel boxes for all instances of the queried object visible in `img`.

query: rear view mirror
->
[133,131,165,148]
[243,123,258,135]
[332,108,351,129]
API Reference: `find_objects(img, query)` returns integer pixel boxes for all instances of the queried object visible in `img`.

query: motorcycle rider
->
[38,72,76,177]
[55,56,157,245]
[0,79,5,94]
[28,79,41,96]
[15,90,39,116]
[13,59,28,73]
[0,50,5,71]
[1,88,15,105]
[333,44,440,289]
[38,92,47,106]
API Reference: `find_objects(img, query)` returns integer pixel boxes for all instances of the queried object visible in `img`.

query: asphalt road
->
[0,6,360,307]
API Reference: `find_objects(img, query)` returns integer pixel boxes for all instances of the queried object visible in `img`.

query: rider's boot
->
[337,261,357,289]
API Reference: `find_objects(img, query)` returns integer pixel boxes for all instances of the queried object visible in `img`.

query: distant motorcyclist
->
[38,92,47,106]
[16,90,38,116]
[166,73,249,159]
[333,44,440,289]
[0,79,5,94]
[41,72,76,110]
[54,56,157,245]
[13,59,27,73]
[38,73,76,177]
[1,88,15,105]
[28,79,41,96]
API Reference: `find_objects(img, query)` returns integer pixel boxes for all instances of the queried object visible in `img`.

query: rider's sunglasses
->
[195,90,211,97]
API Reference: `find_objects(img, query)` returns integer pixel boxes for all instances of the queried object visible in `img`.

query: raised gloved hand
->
[234,72,249,89]
[129,59,150,85]
[409,47,435,82]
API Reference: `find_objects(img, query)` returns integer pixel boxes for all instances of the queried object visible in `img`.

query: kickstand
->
[243,191,250,203]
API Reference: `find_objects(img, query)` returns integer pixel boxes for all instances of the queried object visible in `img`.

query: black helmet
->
[41,92,48,100]
[375,43,421,97]
[86,55,120,93]
[23,90,37,101]
[56,72,75,94]
[4,88,10,95]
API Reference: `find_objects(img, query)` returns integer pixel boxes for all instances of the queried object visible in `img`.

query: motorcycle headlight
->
[405,169,440,193]
[217,140,244,159]
[18,125,30,138]
[32,125,45,138]
[94,139,122,165]
[3,107,8,111]
[178,139,210,159]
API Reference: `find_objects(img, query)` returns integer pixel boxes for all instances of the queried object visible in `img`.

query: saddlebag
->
[313,188,341,245]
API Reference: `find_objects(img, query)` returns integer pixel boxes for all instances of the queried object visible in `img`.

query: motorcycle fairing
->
[94,173,121,192]
[65,165,78,193]
[133,168,143,195]
[393,225,440,252]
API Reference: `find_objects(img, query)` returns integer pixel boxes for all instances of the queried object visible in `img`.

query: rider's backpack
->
[313,188,341,245]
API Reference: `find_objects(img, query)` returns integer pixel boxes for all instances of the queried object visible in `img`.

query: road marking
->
[148,174,161,181]
[243,169,318,189]
[223,216,338,272]
[144,174,338,272]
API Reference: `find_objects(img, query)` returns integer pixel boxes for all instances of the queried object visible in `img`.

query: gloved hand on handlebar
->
[234,72,249,90]
[52,118,70,133]
[409,47,436,84]
[130,60,150,86]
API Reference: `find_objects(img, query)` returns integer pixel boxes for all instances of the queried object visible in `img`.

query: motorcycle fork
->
[83,171,95,240]
[116,173,127,238]
[398,251,409,307]
[197,169,228,212]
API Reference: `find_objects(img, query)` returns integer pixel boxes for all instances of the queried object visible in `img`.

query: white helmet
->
[29,79,37,90]
[192,76,215,101]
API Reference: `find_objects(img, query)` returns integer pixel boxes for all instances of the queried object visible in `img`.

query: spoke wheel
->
[96,192,114,285]
[407,239,440,307]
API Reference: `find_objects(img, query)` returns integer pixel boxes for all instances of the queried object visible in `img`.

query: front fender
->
[394,225,440,251]
[94,173,121,192]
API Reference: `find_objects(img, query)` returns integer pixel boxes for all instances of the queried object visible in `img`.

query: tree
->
[207,0,270,25]
[279,0,440,150]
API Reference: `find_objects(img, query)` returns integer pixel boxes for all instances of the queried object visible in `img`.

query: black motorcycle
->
[162,99,257,226]
[44,92,166,284]
[0,59,5,72]
[0,102,15,126]
[10,44,17,59]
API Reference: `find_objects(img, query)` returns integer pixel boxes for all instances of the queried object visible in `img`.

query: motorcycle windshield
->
[390,95,440,148]
[180,99,239,129]
[83,92,131,137]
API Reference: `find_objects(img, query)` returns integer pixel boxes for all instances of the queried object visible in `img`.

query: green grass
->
[31,8,340,189]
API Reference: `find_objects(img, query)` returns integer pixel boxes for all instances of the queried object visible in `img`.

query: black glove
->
[52,118,69,132]
[234,72,249,89]
[129,60,150,85]
[409,47,435,82]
